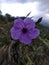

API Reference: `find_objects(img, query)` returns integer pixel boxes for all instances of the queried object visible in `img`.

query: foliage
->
[0,14,49,65]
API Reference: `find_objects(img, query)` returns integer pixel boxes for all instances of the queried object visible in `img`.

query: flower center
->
[22,28,28,34]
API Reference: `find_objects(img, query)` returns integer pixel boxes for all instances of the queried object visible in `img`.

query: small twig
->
[0,45,6,63]
[8,40,15,61]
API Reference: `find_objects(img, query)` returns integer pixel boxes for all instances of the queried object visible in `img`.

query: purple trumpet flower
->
[10,17,40,44]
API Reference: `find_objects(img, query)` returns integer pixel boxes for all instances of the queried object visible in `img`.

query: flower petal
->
[19,33,32,44]
[28,28,40,39]
[10,27,21,40]
[24,18,35,30]
[14,18,24,29]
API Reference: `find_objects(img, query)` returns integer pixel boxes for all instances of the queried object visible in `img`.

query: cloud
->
[0,0,49,27]
[0,0,49,16]
[0,0,6,2]
[0,0,27,3]
[0,0,49,14]
[36,0,49,14]
[1,2,40,16]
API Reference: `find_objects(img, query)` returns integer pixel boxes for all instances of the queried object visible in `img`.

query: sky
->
[0,0,49,27]
[0,0,49,16]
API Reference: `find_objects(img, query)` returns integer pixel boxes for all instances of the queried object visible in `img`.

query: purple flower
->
[10,18,40,44]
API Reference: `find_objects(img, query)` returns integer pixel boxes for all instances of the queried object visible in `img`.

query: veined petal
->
[28,28,40,39]
[10,17,40,45]
[24,18,35,30]
[19,33,32,44]
[14,18,24,29]
[10,27,21,40]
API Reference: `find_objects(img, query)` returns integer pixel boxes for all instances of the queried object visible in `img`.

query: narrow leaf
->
[26,12,31,17]
[36,17,43,25]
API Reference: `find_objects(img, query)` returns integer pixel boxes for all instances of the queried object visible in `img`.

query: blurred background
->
[0,1,49,65]
[0,0,49,27]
